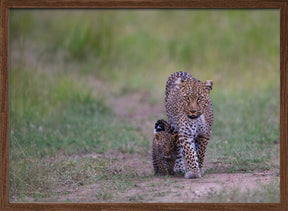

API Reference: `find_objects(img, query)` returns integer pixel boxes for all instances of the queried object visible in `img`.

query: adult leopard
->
[165,71,213,179]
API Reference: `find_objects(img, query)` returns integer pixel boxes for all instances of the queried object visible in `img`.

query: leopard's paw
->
[200,168,205,176]
[174,168,185,175]
[184,170,201,179]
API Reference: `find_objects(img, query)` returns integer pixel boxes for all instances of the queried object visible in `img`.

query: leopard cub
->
[152,119,178,176]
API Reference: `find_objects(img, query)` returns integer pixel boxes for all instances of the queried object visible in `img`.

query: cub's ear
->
[155,133,162,141]
[204,80,213,92]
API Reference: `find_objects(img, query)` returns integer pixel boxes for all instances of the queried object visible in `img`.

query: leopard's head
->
[175,77,213,119]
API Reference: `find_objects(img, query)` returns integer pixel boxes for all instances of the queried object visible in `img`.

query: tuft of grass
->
[128,194,145,202]
[94,191,113,201]
[203,180,280,203]
[53,15,115,61]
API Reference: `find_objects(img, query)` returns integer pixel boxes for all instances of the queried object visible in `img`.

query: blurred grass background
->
[9,9,279,202]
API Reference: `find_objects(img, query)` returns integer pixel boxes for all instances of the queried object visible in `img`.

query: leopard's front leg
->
[173,142,185,174]
[178,130,201,179]
[195,136,209,176]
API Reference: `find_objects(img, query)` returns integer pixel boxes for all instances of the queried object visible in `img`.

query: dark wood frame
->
[1,0,287,210]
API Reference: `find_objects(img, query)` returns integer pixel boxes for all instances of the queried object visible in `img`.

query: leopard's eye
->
[185,96,189,100]
[197,96,202,102]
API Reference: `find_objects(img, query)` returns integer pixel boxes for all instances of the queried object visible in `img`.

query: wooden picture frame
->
[1,0,287,210]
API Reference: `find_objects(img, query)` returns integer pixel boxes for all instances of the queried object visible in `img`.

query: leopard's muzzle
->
[187,110,202,119]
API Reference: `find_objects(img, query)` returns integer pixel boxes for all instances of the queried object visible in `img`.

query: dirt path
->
[59,152,278,202]
[59,91,279,202]
[120,170,277,203]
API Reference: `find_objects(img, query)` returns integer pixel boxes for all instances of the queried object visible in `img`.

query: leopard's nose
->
[190,110,197,114]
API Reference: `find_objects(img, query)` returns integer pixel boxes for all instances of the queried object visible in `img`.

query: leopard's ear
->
[155,133,162,141]
[204,80,213,92]
[175,77,190,85]
[175,77,183,85]
[175,77,189,89]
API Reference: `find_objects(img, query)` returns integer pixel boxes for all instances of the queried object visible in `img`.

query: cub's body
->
[152,120,178,176]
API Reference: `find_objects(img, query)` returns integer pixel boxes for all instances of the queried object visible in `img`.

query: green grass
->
[208,87,280,172]
[9,155,147,201]
[9,68,148,159]
[9,9,280,202]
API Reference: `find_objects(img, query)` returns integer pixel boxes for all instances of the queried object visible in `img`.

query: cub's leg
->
[179,132,201,179]
[195,136,209,176]
[152,148,169,175]
[152,152,159,174]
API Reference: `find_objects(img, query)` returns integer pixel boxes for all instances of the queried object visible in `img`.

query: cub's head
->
[175,77,213,119]
[154,131,178,157]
